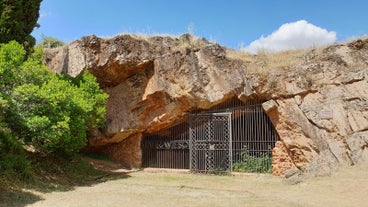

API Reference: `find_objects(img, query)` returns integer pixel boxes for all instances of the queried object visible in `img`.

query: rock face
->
[45,34,368,176]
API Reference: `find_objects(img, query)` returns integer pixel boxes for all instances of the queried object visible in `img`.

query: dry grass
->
[27,165,368,207]
[226,48,311,75]
[344,35,368,44]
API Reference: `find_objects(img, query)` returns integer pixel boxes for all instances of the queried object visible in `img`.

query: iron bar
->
[141,97,279,173]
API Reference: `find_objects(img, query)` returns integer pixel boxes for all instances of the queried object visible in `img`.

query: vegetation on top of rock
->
[38,36,65,48]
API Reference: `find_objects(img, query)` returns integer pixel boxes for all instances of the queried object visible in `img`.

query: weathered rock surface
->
[45,34,368,176]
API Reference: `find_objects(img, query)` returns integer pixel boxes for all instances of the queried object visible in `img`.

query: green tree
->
[0,41,108,156]
[0,0,42,53]
[12,73,108,155]
[0,41,26,95]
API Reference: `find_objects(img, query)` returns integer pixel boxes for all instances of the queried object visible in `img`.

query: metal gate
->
[189,113,232,173]
[141,122,189,169]
[141,98,279,174]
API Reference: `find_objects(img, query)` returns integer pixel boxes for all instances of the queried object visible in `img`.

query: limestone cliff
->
[45,34,368,176]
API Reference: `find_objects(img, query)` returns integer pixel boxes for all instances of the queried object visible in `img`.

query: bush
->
[0,41,108,156]
[0,130,32,181]
[0,41,26,95]
[11,73,108,155]
[233,147,272,173]
[0,95,9,125]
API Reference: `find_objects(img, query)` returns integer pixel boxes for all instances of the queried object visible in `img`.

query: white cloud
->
[242,20,337,54]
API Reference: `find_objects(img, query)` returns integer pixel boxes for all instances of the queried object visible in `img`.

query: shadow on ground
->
[0,155,131,207]
[1,172,130,207]
[0,187,42,207]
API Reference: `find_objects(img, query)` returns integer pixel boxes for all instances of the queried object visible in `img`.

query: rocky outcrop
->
[45,34,368,176]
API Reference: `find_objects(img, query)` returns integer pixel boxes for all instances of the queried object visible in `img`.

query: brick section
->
[272,141,295,176]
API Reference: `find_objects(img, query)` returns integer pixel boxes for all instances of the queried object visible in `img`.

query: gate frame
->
[141,98,279,174]
[189,112,233,173]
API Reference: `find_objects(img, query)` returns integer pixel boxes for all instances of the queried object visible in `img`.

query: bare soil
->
[26,165,368,207]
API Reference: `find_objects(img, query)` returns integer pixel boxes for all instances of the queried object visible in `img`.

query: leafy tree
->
[0,0,42,53]
[0,41,26,95]
[12,73,108,155]
[0,89,31,181]
[0,94,9,130]
[0,41,108,156]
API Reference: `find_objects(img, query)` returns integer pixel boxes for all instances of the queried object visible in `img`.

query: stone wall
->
[91,133,142,168]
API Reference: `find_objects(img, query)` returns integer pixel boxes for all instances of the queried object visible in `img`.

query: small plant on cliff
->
[38,36,65,48]
[233,146,272,173]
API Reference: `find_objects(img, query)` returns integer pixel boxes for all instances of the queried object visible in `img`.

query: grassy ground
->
[0,154,127,207]
[25,165,368,207]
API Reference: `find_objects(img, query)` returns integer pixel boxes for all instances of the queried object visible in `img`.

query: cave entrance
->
[141,122,190,169]
[189,112,233,173]
[141,98,279,173]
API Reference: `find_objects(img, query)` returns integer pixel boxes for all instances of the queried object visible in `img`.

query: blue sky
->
[32,0,368,51]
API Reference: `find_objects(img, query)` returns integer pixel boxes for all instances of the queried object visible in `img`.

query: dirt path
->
[26,166,368,207]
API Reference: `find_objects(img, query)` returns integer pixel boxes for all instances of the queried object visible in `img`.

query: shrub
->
[0,130,32,181]
[233,146,272,173]
[0,41,26,95]
[11,72,108,155]
[0,95,8,125]
[0,41,108,156]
